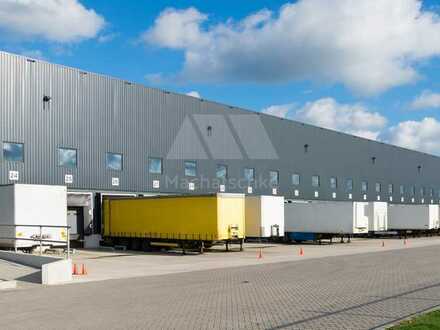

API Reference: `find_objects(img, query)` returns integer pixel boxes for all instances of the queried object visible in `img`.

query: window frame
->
[400,185,405,195]
[361,181,368,193]
[375,182,381,193]
[388,183,393,195]
[312,175,320,188]
[216,164,228,180]
[106,152,123,171]
[243,167,255,183]
[184,160,197,177]
[148,157,163,175]
[269,170,279,186]
[3,141,24,163]
[58,147,78,168]
[345,178,353,192]
[292,173,300,186]
[330,177,337,190]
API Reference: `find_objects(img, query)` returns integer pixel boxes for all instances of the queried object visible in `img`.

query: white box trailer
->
[367,202,388,232]
[284,200,369,236]
[388,204,439,231]
[245,195,284,238]
[0,184,68,249]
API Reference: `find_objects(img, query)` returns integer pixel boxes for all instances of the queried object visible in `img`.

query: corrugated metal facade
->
[1,50,440,203]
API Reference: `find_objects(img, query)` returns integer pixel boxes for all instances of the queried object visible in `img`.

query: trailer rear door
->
[354,203,369,231]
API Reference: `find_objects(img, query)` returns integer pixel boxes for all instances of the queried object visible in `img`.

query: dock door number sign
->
[9,171,19,181]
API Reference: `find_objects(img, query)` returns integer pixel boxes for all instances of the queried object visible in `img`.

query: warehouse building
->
[1,51,440,241]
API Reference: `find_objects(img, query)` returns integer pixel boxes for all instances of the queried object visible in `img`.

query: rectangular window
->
[438,189,440,199]
[420,187,425,196]
[361,181,368,193]
[58,148,77,168]
[312,175,320,187]
[388,184,393,194]
[292,173,300,186]
[184,160,197,177]
[149,157,163,174]
[430,188,434,197]
[410,186,415,196]
[375,182,381,193]
[269,170,279,186]
[3,142,24,162]
[400,185,405,195]
[244,168,255,182]
[106,152,123,171]
[345,179,353,192]
[216,164,228,179]
[330,177,337,189]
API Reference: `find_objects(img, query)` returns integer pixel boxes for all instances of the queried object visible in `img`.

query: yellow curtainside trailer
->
[103,193,245,253]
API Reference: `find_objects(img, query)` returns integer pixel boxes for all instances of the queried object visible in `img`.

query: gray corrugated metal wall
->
[1,50,440,203]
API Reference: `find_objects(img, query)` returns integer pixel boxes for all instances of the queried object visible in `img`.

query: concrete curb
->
[0,280,17,290]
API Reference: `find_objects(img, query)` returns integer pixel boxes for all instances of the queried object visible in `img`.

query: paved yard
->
[70,237,440,283]
[1,244,440,329]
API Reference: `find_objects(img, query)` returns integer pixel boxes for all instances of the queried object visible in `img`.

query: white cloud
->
[143,1,440,95]
[411,90,440,110]
[0,0,105,43]
[143,7,209,49]
[186,91,201,98]
[384,117,440,154]
[262,103,296,118]
[97,32,118,44]
[262,97,440,155]
[294,98,387,140]
[20,49,45,60]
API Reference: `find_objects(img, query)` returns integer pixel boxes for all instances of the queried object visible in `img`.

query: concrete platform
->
[70,236,440,284]
[0,259,40,288]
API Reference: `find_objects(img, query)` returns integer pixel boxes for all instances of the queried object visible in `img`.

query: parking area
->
[69,236,440,283]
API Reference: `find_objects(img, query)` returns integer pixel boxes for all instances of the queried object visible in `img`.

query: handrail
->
[0,224,69,229]
[0,224,71,259]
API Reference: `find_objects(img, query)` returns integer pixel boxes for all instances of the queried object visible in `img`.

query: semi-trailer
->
[388,204,439,236]
[103,193,245,253]
[245,195,284,240]
[0,184,68,250]
[284,200,369,243]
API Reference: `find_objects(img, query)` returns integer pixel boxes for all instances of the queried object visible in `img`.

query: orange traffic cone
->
[72,263,77,275]
[81,264,87,275]
[257,248,263,259]
[299,247,304,256]
[382,241,385,247]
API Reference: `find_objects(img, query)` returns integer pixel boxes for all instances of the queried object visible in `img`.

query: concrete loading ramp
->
[0,251,72,285]
[0,259,39,289]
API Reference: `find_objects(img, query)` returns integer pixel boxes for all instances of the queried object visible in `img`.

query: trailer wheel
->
[141,240,151,252]
[130,239,141,251]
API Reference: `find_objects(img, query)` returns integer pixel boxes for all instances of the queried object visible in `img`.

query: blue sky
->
[2,0,440,154]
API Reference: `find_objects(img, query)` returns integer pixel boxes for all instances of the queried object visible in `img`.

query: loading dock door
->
[67,207,84,241]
